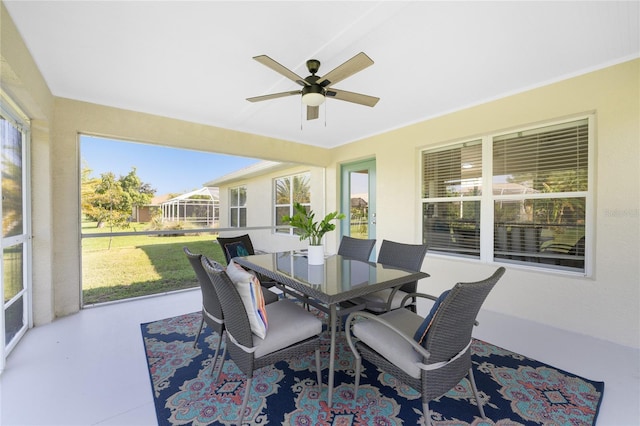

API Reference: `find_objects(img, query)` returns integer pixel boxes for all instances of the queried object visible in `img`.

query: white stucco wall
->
[216,164,339,254]
[1,3,55,325]
[330,59,640,348]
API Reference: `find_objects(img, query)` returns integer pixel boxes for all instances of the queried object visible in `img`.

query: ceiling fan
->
[247,52,380,120]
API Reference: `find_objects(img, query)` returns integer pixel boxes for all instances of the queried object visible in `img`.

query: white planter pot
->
[307,264,325,285]
[307,244,325,265]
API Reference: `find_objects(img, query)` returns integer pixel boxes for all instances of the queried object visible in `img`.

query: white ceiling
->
[4,1,639,148]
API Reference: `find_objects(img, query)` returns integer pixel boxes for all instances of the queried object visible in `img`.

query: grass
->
[81,222,227,305]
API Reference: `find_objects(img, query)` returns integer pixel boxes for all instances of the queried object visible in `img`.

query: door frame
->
[340,158,376,253]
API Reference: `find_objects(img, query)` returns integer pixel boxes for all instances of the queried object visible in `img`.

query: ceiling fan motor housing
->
[302,73,325,95]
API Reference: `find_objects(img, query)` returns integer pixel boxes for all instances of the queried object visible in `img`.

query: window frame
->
[421,139,484,259]
[273,172,311,236]
[421,115,594,276]
[1,91,33,372]
[229,185,247,228]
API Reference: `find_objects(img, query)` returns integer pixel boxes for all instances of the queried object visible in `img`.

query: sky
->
[80,135,260,196]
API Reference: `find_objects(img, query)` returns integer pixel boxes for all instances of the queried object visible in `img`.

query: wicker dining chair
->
[184,247,278,369]
[298,236,376,316]
[183,247,228,378]
[357,239,428,313]
[201,255,323,425]
[216,233,278,288]
[217,234,256,264]
[328,236,377,328]
[345,267,506,426]
[337,236,377,262]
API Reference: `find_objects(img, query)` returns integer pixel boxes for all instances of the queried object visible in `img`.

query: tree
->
[120,167,155,208]
[276,173,310,204]
[81,165,101,221]
[1,120,23,237]
[82,167,155,229]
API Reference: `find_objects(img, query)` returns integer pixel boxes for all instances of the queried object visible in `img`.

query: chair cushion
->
[252,299,323,358]
[413,290,450,347]
[226,260,268,339]
[224,241,250,261]
[352,308,424,378]
[360,288,414,312]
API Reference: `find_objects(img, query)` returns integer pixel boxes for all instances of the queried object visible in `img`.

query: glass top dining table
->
[234,251,430,407]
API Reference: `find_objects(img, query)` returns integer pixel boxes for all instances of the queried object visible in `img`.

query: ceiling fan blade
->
[246,90,301,103]
[316,52,374,88]
[326,88,379,107]
[253,55,308,87]
[307,105,319,120]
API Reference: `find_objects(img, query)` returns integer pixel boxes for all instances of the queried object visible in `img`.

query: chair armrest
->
[385,286,402,311]
[344,311,431,362]
[385,288,439,311]
[400,292,479,325]
[400,292,438,307]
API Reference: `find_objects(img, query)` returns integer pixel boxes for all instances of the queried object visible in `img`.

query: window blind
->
[493,119,588,193]
[422,140,482,198]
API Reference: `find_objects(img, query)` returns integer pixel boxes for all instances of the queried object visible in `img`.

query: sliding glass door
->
[1,97,31,373]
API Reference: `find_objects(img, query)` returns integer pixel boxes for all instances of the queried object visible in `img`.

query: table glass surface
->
[237,251,422,298]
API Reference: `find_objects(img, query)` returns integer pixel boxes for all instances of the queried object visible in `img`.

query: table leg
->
[327,303,337,407]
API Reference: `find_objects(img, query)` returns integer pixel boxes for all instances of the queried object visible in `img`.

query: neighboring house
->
[132,189,220,225]
[131,194,170,223]
[159,187,220,226]
[350,196,368,209]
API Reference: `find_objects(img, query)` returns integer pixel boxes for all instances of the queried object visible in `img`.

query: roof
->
[204,161,296,187]
[161,187,220,204]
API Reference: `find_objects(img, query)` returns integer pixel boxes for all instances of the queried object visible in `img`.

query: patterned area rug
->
[141,311,604,425]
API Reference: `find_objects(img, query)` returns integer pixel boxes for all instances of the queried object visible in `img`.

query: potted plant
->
[282,202,346,265]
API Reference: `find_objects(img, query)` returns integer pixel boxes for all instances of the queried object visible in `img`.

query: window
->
[229,186,246,228]
[1,93,31,372]
[422,117,591,273]
[274,172,310,235]
[422,140,483,258]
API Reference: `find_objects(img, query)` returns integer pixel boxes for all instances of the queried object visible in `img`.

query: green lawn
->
[81,222,227,305]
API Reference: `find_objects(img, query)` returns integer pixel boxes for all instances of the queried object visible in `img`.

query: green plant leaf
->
[281,202,345,245]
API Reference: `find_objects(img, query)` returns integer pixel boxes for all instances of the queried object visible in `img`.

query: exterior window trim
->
[229,185,247,228]
[274,172,311,236]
